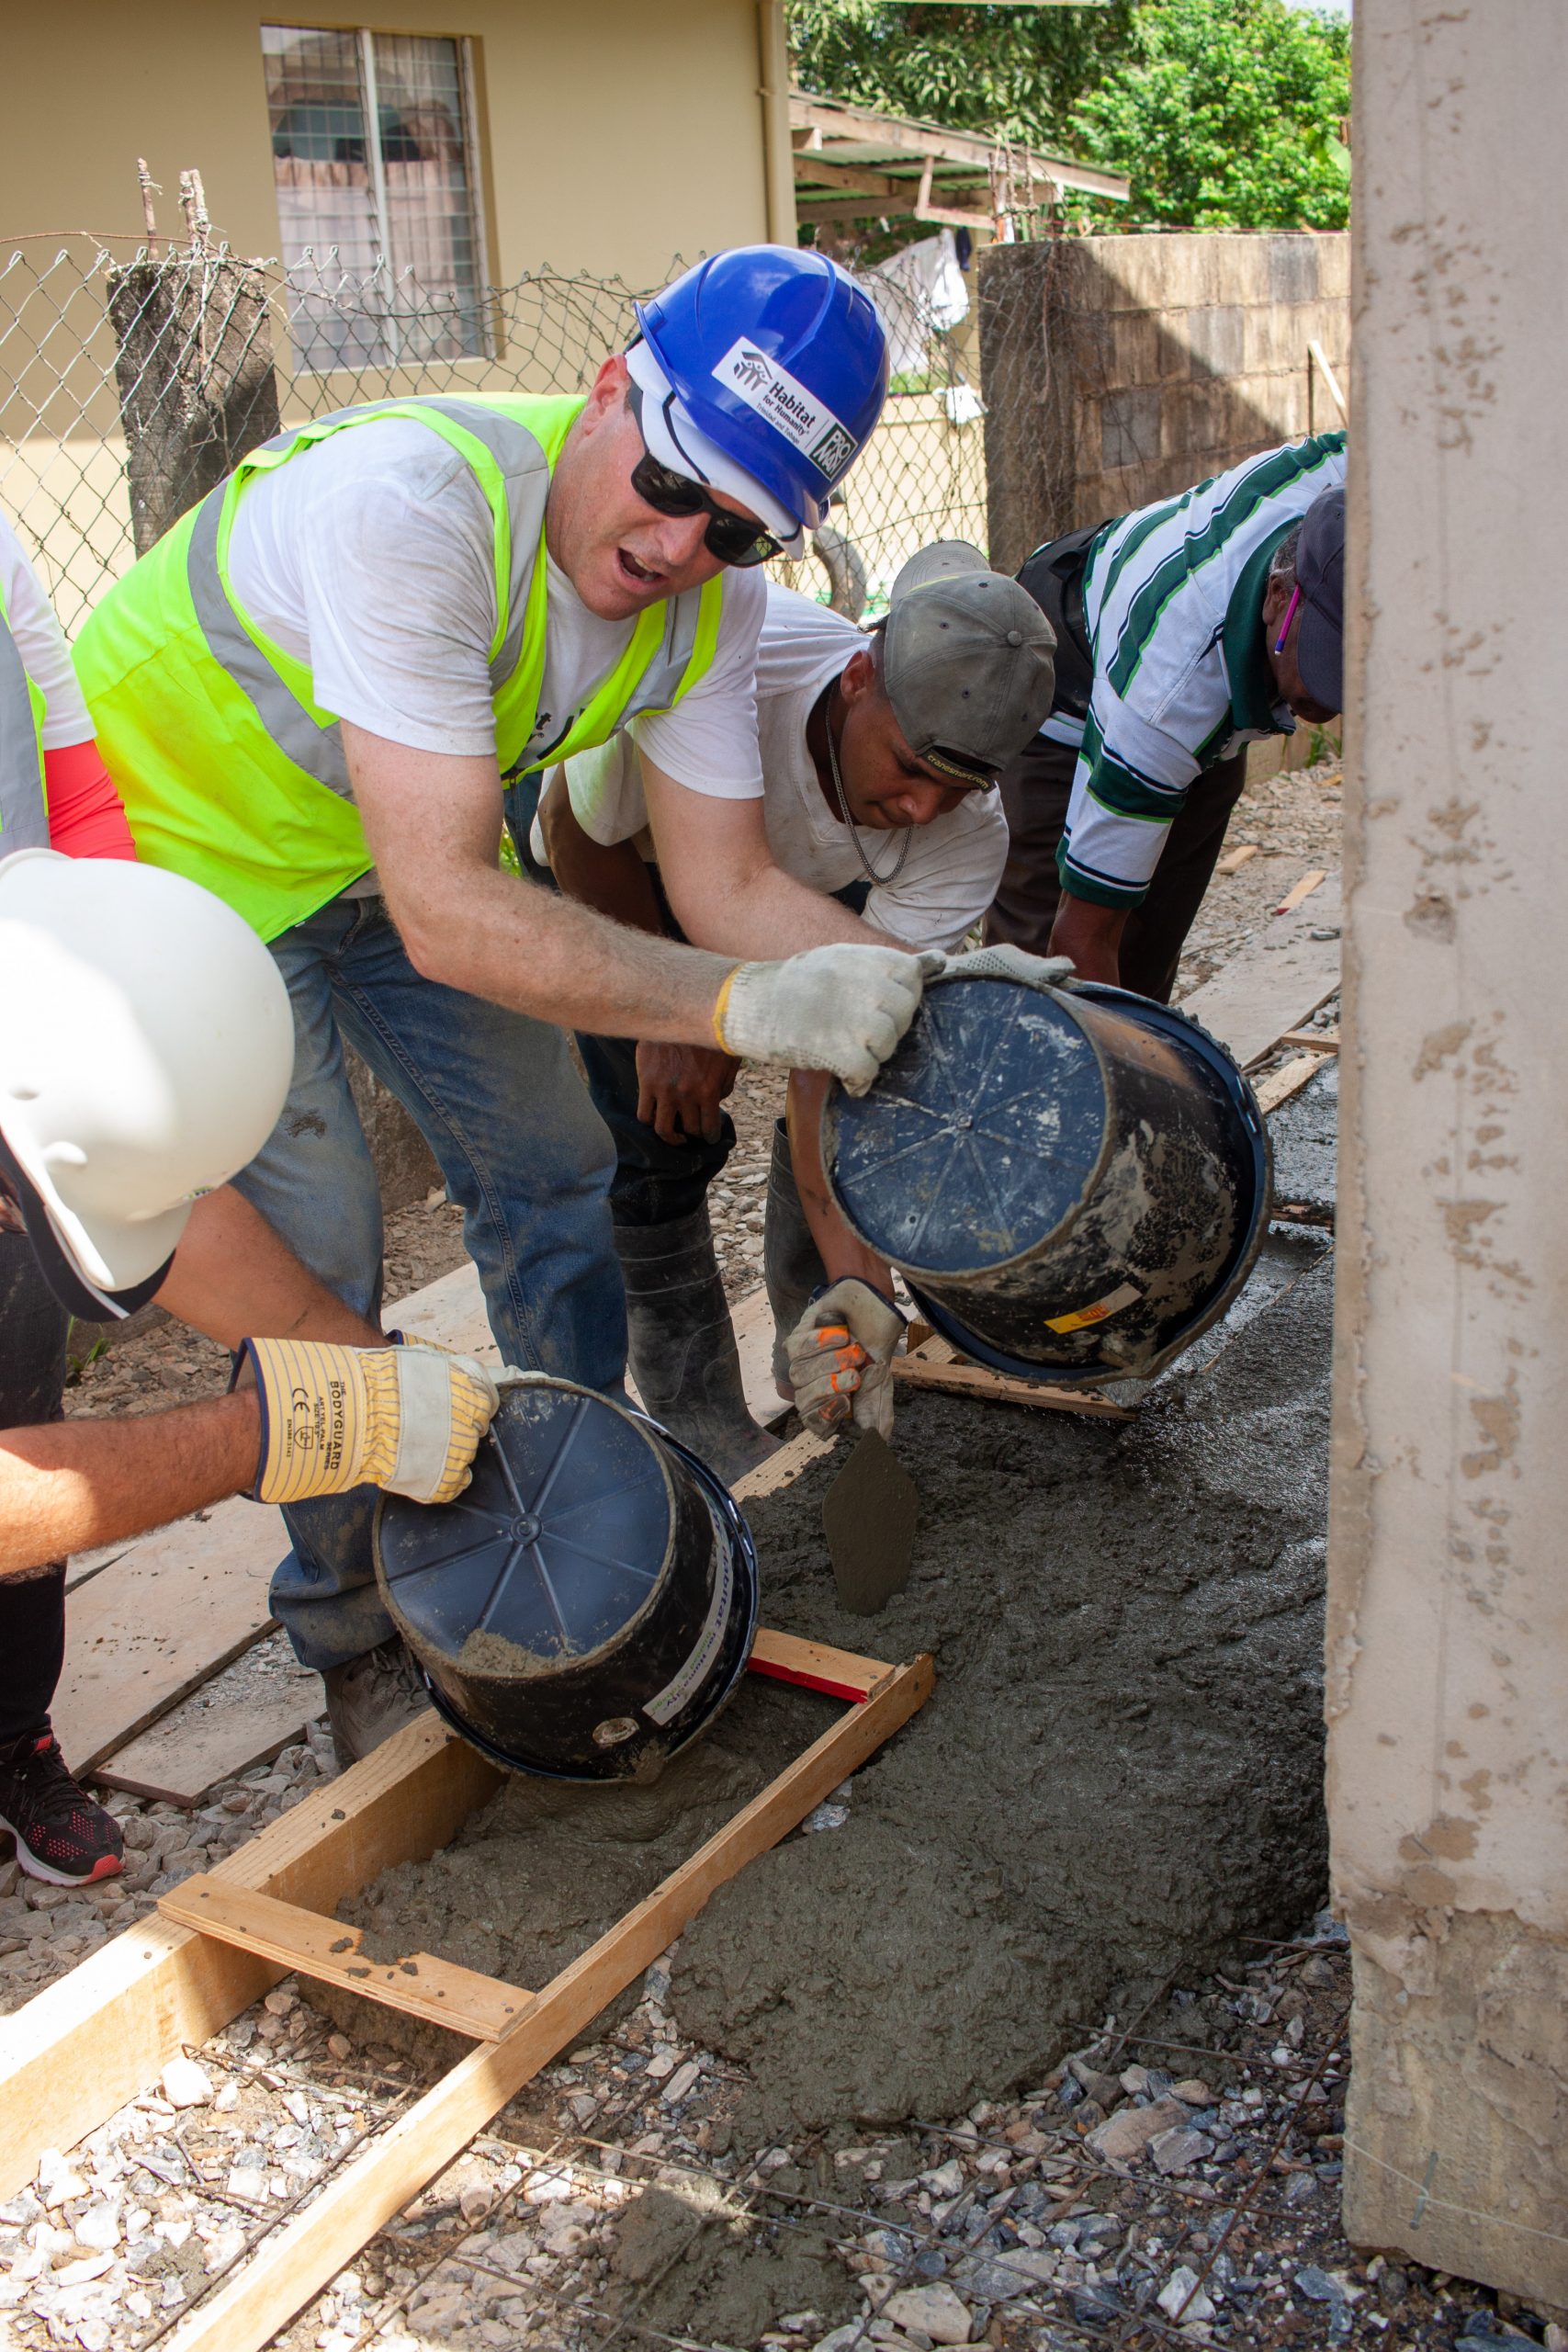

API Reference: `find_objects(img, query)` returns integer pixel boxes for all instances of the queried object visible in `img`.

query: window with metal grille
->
[262,24,490,373]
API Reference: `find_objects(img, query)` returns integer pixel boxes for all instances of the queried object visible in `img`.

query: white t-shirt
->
[0,514,93,747]
[225,418,766,789]
[559,584,1007,953]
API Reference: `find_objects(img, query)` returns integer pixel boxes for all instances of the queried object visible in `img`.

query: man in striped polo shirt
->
[987,432,1347,999]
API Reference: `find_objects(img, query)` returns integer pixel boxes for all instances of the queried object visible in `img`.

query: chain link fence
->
[0,238,987,636]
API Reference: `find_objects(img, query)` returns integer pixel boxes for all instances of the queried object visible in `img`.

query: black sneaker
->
[0,1732,124,1886]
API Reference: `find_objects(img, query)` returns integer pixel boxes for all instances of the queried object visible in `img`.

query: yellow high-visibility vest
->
[76,393,725,940]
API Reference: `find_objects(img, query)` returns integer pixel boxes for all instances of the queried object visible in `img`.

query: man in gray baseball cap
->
[528,540,1057,1473]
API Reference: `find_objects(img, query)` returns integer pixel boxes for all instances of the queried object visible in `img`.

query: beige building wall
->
[1,0,772,286]
[1330,0,1568,2308]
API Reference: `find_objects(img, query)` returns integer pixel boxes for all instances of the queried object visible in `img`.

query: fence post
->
[106,232,281,555]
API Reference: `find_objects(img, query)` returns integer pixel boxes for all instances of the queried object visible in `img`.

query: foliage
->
[1071,0,1351,231]
[786,0,1136,151]
[787,0,1349,235]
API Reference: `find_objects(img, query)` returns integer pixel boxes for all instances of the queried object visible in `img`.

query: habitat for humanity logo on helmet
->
[714,340,857,483]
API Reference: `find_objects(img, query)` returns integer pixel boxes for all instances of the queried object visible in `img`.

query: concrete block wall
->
[978,231,1350,577]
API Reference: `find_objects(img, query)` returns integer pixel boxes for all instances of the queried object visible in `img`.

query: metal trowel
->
[821,1430,919,1616]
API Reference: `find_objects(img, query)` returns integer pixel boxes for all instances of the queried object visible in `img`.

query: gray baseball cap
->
[880,539,1057,789]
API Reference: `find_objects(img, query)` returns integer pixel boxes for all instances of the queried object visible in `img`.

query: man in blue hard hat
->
[987,451,1348,999]
[76,244,953,1762]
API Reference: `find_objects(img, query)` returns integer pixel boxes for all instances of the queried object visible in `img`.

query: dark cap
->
[1295,486,1346,712]
[881,540,1056,789]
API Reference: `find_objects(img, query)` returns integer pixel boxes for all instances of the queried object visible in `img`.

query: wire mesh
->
[0,239,989,635]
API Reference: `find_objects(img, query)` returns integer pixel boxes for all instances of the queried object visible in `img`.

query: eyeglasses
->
[626,388,784,568]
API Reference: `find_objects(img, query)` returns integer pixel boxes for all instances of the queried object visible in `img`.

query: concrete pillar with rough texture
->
[1329,0,1568,2307]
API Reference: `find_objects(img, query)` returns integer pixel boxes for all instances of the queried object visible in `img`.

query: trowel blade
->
[821,1430,919,1616]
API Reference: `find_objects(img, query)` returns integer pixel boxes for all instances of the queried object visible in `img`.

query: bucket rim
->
[415,1419,761,1781]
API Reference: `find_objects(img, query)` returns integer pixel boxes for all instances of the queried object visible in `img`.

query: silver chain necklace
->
[824,684,914,887]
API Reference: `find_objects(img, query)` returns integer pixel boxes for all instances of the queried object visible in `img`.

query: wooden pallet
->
[0,1431,931,2352]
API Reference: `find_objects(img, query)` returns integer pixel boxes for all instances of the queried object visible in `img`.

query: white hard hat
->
[0,850,296,1318]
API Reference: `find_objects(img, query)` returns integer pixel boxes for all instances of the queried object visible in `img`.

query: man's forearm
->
[786,1070,893,1295]
[0,1394,260,1577]
[539,774,667,938]
[156,1189,385,1353]
[1047,892,1128,986]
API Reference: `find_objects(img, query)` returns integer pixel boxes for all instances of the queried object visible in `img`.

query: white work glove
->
[932,944,1077,991]
[785,1278,906,1441]
[240,1336,508,1507]
[713,944,944,1096]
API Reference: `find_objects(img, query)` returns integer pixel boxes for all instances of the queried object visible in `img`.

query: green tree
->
[1072,0,1350,230]
[786,0,1136,151]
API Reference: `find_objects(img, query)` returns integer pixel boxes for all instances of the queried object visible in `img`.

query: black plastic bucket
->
[823,977,1270,1385]
[373,1379,759,1781]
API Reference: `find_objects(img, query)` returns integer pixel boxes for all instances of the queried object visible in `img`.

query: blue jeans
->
[233,894,626,1671]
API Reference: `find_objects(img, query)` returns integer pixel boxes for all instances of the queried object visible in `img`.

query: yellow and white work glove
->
[785,1278,907,1441]
[240,1337,503,1508]
[933,944,1077,990]
[713,944,944,1096]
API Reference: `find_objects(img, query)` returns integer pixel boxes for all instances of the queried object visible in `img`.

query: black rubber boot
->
[763,1120,828,1394]
[615,1206,780,1487]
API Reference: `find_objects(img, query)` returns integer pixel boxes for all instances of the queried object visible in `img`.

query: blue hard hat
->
[635,245,888,533]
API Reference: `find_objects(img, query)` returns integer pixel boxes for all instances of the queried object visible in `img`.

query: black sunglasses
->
[626,387,784,568]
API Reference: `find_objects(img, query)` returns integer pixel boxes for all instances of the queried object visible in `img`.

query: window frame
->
[262,18,497,370]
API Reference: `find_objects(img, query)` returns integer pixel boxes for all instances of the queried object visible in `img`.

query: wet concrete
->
[324,1234,1336,2149]
[1269,1057,1338,1217]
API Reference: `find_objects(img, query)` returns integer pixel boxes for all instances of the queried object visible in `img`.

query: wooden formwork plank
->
[163,1651,936,2352]
[893,1354,1133,1420]
[1255,1052,1331,1116]
[749,1628,888,1702]
[158,1880,530,2042]
[0,1716,499,2199]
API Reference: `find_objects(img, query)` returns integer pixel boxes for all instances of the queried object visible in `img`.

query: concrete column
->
[1329,0,1568,2308]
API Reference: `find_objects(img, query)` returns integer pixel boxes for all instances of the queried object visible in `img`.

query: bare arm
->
[0,1394,260,1577]
[537,765,742,1146]
[785,1069,894,1296]
[1047,893,1128,987]
[640,763,886,956]
[537,767,666,937]
[154,1186,384,1352]
[347,725,740,1045]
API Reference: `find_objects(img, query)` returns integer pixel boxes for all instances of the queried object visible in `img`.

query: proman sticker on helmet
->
[714,339,857,480]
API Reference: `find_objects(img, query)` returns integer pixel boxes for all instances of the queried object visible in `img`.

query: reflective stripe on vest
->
[0,578,50,854]
[76,392,725,939]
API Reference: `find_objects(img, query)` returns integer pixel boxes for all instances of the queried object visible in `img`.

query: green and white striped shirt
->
[1055,432,1348,909]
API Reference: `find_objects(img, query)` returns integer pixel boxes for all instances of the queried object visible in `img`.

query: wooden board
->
[96,1659,319,1806]
[161,1649,935,2352]
[0,1713,501,2200]
[1256,1053,1332,1116]
[893,1353,1133,1420]
[749,1628,886,1703]
[1272,867,1327,916]
[1179,873,1342,1071]
[158,1880,530,2041]
[1280,1028,1340,1053]
[53,1500,282,1775]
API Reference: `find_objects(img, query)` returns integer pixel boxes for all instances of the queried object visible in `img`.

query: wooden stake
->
[161,1652,934,2352]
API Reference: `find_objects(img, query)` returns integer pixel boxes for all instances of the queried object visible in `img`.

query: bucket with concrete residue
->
[822,976,1270,1385]
[373,1379,758,1780]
